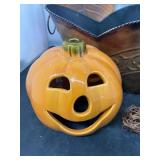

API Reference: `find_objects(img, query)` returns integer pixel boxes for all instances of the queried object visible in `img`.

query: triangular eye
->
[87,73,104,87]
[49,76,70,90]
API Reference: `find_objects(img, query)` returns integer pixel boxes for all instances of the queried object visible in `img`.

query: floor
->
[20,67,140,156]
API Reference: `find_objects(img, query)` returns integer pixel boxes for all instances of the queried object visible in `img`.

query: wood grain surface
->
[62,4,115,22]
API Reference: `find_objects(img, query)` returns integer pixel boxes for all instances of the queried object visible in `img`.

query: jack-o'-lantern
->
[26,38,123,136]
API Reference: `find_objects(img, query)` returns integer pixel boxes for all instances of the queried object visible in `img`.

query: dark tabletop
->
[20,67,140,156]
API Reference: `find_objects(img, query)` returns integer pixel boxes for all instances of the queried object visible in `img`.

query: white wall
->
[115,4,130,10]
[20,4,48,72]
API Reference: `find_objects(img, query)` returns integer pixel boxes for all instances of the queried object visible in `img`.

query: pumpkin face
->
[26,38,123,136]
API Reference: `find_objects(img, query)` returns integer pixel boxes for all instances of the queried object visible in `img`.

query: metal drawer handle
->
[47,14,56,35]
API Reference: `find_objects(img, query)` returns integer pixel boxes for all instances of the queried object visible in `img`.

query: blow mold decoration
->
[26,38,123,136]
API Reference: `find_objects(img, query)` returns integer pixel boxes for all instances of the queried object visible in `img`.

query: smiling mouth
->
[47,107,112,130]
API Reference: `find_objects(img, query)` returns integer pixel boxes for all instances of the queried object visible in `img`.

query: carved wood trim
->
[111,48,140,75]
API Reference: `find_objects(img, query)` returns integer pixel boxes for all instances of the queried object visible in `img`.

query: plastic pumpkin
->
[26,38,123,136]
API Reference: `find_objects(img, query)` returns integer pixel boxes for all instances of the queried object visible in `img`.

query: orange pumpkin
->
[26,38,123,136]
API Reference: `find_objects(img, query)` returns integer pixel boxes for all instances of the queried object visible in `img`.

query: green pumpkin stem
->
[63,38,86,57]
